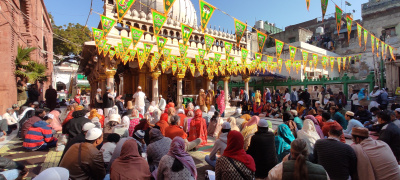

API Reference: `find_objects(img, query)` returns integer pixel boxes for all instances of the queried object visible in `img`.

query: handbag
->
[227,157,253,180]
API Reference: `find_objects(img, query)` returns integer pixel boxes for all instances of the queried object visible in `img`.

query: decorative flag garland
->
[103,44,111,57]
[289,46,297,60]
[224,41,233,58]
[342,57,347,70]
[156,36,168,53]
[179,43,188,58]
[109,50,116,60]
[337,57,341,72]
[371,35,375,55]
[121,36,132,54]
[116,0,136,23]
[164,0,176,15]
[330,57,335,71]
[357,24,362,47]
[198,49,206,61]
[321,0,329,21]
[241,48,248,64]
[312,54,318,69]
[306,0,310,11]
[204,34,215,55]
[130,27,144,48]
[364,29,368,51]
[92,28,104,47]
[98,40,107,55]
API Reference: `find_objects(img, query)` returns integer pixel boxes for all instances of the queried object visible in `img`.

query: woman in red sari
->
[188,109,207,145]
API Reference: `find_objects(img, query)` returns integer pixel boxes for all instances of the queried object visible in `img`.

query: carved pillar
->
[207,75,214,90]
[176,74,185,107]
[223,76,230,109]
[151,71,161,104]
[242,75,251,96]
[105,69,116,92]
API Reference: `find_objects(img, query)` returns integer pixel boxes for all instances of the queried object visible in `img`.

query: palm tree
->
[14,46,48,83]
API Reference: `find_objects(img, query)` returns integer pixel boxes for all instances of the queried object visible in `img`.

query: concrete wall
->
[0,0,53,113]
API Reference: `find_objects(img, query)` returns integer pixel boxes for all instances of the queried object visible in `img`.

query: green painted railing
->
[218,71,375,98]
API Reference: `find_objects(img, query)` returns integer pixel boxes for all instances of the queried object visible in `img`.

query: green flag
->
[181,24,193,46]
[109,49,116,60]
[116,0,136,23]
[118,43,124,57]
[179,43,188,58]
[137,48,145,69]
[152,9,167,36]
[100,15,116,38]
[161,61,167,73]
[302,50,308,61]
[92,28,104,46]
[189,64,196,76]
[214,53,221,63]
[98,39,107,55]
[103,44,111,57]
[164,0,176,15]
[335,5,343,35]
[129,49,137,61]
[346,15,353,42]
[154,52,161,64]
[357,24,362,47]
[321,0,329,21]
[241,48,248,64]
[364,29,368,50]
[195,55,202,66]
[143,43,153,60]
[130,27,144,48]
[224,41,233,58]
[275,39,284,58]
[156,36,168,53]
[198,49,206,61]
[121,36,132,53]
[163,48,171,60]
[234,18,247,46]
[114,46,120,59]
[306,0,310,11]
[199,0,216,33]
[289,46,297,60]
[257,31,267,53]
[204,34,215,55]
[123,54,130,65]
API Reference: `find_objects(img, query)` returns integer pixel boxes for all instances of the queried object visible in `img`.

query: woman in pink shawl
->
[216,90,225,117]
[305,115,324,139]
[49,110,62,131]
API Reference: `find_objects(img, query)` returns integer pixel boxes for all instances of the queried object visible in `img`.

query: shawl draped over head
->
[187,103,194,111]
[216,90,225,113]
[222,131,256,172]
[244,116,260,128]
[121,116,130,128]
[275,124,294,161]
[149,128,164,143]
[111,139,151,180]
[134,118,150,131]
[227,117,240,132]
[49,110,62,131]
[358,88,366,100]
[305,115,325,139]
[297,119,321,152]
[168,137,197,179]
[188,109,207,145]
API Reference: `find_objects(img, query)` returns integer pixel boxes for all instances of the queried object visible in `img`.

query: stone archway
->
[56,82,66,91]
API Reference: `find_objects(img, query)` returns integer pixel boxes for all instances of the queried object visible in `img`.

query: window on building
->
[289,37,296,43]
[385,27,396,36]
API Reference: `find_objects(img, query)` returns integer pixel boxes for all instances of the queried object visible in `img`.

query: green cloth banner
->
[241,48,248,64]
[204,34,215,55]
[103,44,111,57]
[198,49,206,61]
[224,41,233,58]
[357,24,362,47]
[214,53,221,63]
[152,9,167,36]
[199,0,215,33]
[364,29,368,50]
[302,50,308,61]
[164,0,176,15]
[289,46,297,60]
[275,39,284,58]
[181,23,193,46]
[346,15,352,42]
[321,0,329,21]
[137,48,145,69]
[156,36,168,53]
[131,27,144,48]
[121,36,132,53]
[163,48,171,60]
[92,28,104,46]
[109,50,116,60]
[257,31,267,53]
[129,49,137,61]
[100,15,116,38]
[234,18,247,46]
[335,5,343,35]
[116,0,136,23]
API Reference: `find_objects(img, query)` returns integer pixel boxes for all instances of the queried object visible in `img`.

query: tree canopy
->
[50,13,91,56]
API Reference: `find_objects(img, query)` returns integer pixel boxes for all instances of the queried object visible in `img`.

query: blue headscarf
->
[358,88,366,100]
[275,124,295,162]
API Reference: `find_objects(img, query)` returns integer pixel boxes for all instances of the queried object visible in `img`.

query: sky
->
[45,0,369,31]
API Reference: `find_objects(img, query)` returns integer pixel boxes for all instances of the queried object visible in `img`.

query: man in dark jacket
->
[28,84,40,104]
[63,109,91,140]
[377,110,400,162]
[247,119,277,179]
[45,85,58,111]
[115,95,125,116]
[355,106,372,124]
[102,87,114,118]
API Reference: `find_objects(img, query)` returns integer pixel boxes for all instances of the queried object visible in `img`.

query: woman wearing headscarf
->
[150,109,161,126]
[297,119,321,154]
[208,105,216,118]
[113,116,129,138]
[275,124,295,162]
[216,90,226,117]
[184,111,194,133]
[241,116,260,151]
[304,115,325,139]
[157,137,197,180]
[206,89,214,111]
[88,109,104,128]
[128,109,141,136]
[185,103,194,115]
[147,128,172,175]
[187,109,207,145]
[110,139,151,180]
[49,110,62,132]
[227,117,240,132]
[215,131,255,180]
[239,114,252,128]
[207,111,223,137]
[282,112,298,138]
[156,111,170,136]
[358,88,369,109]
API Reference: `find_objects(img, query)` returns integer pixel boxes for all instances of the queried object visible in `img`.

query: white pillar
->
[177,74,184,107]
[223,76,230,109]
[151,71,161,104]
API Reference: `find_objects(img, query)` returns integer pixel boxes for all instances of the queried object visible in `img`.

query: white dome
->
[134,0,198,27]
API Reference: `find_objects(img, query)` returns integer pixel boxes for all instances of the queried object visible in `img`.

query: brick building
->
[0,0,53,113]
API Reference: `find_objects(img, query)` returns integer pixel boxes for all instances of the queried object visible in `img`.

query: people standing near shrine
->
[95,88,103,109]
[158,95,166,111]
[265,88,271,103]
[115,95,125,116]
[206,89,214,111]
[103,87,115,118]
[284,88,290,103]
[255,90,261,105]
[133,86,146,115]
[216,90,226,117]
[290,88,298,105]
[310,86,319,108]
[197,89,206,112]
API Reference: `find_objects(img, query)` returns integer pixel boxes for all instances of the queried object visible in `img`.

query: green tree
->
[15,46,48,83]
[50,13,91,56]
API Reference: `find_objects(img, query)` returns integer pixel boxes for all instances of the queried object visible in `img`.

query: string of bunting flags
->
[91,0,396,78]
